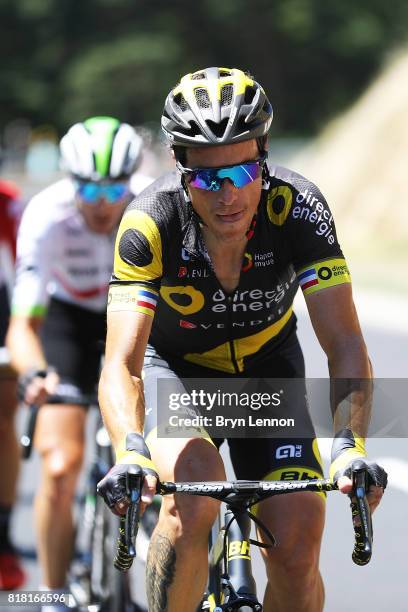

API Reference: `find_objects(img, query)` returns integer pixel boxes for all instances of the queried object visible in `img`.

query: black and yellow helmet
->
[161,67,273,147]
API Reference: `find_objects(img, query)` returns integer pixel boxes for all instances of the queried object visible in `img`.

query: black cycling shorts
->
[142,333,324,485]
[41,297,106,406]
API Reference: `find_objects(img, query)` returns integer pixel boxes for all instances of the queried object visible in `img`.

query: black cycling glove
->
[17,367,55,402]
[329,428,387,490]
[97,432,158,511]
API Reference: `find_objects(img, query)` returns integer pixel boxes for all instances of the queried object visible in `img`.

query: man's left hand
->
[335,459,387,515]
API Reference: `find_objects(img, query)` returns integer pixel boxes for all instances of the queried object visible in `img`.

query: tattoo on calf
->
[146,533,177,611]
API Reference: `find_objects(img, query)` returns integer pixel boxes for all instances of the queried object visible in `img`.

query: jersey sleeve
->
[269,170,352,296]
[11,196,54,317]
[109,201,166,317]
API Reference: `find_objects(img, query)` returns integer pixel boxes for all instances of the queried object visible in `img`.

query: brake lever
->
[20,404,39,460]
[125,470,142,558]
[350,459,373,565]
[114,470,142,571]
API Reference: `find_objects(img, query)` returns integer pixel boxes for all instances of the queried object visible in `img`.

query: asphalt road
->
[9,288,408,611]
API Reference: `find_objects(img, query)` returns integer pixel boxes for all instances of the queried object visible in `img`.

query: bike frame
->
[115,466,373,611]
[212,506,260,611]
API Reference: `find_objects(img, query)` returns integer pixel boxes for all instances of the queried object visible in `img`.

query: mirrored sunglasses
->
[177,154,267,192]
[76,182,129,205]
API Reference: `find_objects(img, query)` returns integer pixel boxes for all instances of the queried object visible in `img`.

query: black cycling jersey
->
[109,165,351,373]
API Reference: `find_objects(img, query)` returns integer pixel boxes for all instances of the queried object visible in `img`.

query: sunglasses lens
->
[105,184,128,202]
[218,163,260,188]
[77,183,129,204]
[188,162,261,191]
[78,183,99,202]
[189,170,221,191]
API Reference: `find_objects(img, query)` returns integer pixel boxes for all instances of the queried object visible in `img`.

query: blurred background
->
[1,0,408,292]
[1,1,407,609]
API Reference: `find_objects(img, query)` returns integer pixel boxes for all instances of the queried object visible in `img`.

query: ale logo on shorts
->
[275,444,303,459]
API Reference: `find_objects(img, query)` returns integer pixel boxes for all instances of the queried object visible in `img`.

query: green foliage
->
[1,0,408,136]
[62,34,182,125]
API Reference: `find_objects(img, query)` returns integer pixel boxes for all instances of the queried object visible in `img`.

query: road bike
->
[113,461,373,611]
[21,404,156,612]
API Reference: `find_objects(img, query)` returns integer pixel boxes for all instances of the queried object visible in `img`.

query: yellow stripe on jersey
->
[184,307,293,373]
[297,258,351,296]
[114,210,163,283]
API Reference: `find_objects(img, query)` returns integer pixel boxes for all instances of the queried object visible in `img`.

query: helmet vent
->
[195,88,211,108]
[219,69,231,77]
[206,117,229,138]
[176,120,202,137]
[192,72,205,80]
[244,86,256,105]
[236,115,252,132]
[221,84,234,106]
[174,93,189,111]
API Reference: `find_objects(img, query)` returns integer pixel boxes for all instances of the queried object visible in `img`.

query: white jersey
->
[12,173,153,316]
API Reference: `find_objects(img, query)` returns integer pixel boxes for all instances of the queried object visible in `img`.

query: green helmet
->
[60,116,143,181]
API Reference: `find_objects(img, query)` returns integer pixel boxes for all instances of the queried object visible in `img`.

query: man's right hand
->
[18,367,59,406]
[97,432,158,515]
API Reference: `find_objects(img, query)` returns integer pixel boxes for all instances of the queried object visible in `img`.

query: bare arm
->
[6,315,47,374]
[97,308,158,510]
[98,309,153,452]
[6,315,59,404]
[305,283,371,436]
[305,283,385,511]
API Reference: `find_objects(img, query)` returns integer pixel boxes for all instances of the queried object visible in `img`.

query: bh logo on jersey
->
[275,444,303,460]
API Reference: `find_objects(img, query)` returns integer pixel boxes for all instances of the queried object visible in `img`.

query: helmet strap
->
[261,161,270,190]
[180,174,191,202]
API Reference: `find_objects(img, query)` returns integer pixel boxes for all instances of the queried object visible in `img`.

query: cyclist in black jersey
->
[98,67,387,612]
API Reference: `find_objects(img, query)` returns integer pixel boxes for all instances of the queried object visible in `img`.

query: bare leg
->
[0,378,19,508]
[34,404,86,587]
[258,492,326,612]
[146,435,225,611]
